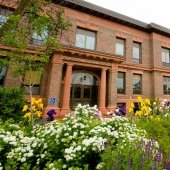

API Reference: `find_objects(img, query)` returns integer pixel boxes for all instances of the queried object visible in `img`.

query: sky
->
[84,0,170,29]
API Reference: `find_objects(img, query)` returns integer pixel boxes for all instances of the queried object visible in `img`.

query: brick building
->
[1,0,170,118]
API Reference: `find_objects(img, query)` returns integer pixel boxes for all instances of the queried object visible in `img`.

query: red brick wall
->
[3,2,170,113]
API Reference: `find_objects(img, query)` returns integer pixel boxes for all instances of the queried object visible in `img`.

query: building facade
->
[1,0,170,118]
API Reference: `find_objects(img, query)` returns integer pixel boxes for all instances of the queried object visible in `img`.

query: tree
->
[0,0,72,126]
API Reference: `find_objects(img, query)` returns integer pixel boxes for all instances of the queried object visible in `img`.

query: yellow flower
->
[156,116,160,121]
[135,110,143,117]
[37,98,42,103]
[130,102,134,108]
[31,98,36,105]
[38,103,43,109]
[128,108,133,113]
[144,99,151,105]
[24,112,31,117]
[34,98,42,105]
[34,100,39,105]
[31,105,36,112]
[137,96,142,103]
[141,105,148,111]
[24,112,31,122]
[150,115,153,119]
[22,105,28,112]
[140,101,144,107]
[128,99,134,113]
[23,98,44,124]
[143,109,150,116]
[35,111,42,118]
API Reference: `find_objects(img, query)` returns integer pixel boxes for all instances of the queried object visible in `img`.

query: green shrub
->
[135,116,170,158]
[0,87,25,122]
[0,104,152,169]
[100,140,164,170]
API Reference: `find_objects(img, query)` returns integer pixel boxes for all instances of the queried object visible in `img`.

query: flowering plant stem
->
[29,84,34,129]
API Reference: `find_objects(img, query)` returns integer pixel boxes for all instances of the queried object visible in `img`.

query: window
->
[31,30,48,46]
[162,48,170,67]
[133,74,142,94]
[0,7,12,28]
[115,38,125,56]
[117,72,125,94]
[75,28,96,50]
[0,14,7,28]
[133,42,141,63]
[133,102,140,113]
[23,70,41,95]
[163,76,170,95]
[117,103,126,108]
[0,66,7,86]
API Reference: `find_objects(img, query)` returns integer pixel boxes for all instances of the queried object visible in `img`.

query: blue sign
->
[50,97,56,105]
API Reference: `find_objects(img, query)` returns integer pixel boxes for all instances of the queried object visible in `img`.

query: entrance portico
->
[44,47,124,118]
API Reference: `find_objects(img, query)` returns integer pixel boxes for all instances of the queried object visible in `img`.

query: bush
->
[136,116,170,158]
[0,104,157,169]
[0,87,25,122]
[100,140,164,170]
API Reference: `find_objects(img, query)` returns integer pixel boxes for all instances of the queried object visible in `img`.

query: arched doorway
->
[70,72,98,109]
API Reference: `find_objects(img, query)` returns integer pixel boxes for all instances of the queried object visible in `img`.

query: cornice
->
[119,63,170,74]
[58,46,125,64]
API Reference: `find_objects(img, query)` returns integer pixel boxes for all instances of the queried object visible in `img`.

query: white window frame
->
[115,38,125,56]
[75,28,96,50]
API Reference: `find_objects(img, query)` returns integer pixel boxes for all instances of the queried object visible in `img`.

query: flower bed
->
[0,104,164,169]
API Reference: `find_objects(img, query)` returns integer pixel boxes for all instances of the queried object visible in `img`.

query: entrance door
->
[71,85,92,109]
[70,72,98,110]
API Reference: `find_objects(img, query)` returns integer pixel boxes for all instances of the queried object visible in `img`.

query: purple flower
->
[152,161,157,170]
[117,153,121,167]
[155,151,163,162]
[127,155,133,170]
[114,106,126,116]
[47,109,57,121]
[164,161,170,170]
[93,110,102,119]
[145,141,152,160]
[119,106,126,115]
[139,154,144,169]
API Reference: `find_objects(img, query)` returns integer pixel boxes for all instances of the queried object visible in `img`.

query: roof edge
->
[54,0,170,37]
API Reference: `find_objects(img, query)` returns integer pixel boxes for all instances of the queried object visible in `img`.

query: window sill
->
[117,94,127,97]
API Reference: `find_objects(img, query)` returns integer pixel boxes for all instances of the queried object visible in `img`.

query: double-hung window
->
[31,30,48,46]
[133,42,141,63]
[23,70,42,95]
[162,48,170,67]
[163,76,170,95]
[115,38,125,56]
[0,14,7,29]
[133,74,142,94]
[117,72,125,94]
[75,28,96,50]
[0,7,12,28]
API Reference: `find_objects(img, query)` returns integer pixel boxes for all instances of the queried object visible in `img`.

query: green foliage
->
[136,116,170,158]
[43,38,61,49]
[0,105,150,169]
[0,0,72,83]
[0,2,72,129]
[1,97,169,170]
[0,58,9,67]
[0,87,25,122]
[100,141,164,170]
[0,0,72,128]
[1,15,27,49]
